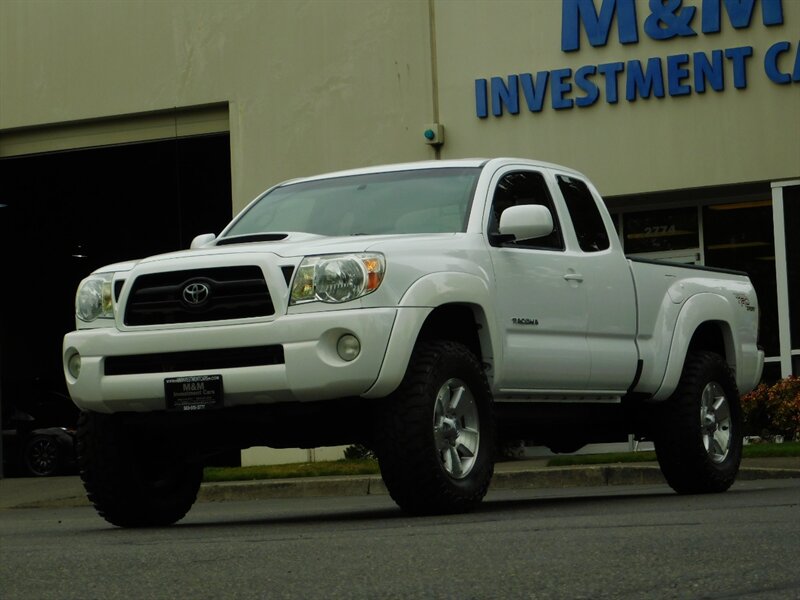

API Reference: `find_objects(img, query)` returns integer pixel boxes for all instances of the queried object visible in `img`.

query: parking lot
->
[2,478,799,599]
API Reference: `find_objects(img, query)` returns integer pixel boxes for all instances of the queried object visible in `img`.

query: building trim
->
[771,182,792,377]
[0,103,229,158]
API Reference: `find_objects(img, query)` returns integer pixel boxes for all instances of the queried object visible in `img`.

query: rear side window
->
[557,175,610,252]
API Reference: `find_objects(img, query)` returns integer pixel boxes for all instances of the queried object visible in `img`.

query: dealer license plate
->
[165,375,223,411]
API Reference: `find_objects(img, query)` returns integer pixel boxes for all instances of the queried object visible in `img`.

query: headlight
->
[290,253,385,305]
[76,273,115,322]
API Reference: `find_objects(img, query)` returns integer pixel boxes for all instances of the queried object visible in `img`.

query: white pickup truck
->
[63,157,764,527]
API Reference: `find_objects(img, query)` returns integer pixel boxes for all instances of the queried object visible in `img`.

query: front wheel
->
[77,411,203,527]
[654,351,743,494]
[375,340,495,515]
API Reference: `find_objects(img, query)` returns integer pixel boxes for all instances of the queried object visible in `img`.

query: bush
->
[769,376,800,439]
[741,375,800,441]
[741,382,771,437]
[343,443,376,460]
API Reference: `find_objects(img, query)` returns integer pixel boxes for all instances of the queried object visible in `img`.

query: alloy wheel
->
[433,378,480,479]
[700,381,732,464]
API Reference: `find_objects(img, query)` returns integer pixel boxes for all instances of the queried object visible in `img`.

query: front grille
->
[124,266,273,326]
[104,345,285,375]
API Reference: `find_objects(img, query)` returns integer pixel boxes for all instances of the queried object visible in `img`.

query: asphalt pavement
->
[1,456,798,510]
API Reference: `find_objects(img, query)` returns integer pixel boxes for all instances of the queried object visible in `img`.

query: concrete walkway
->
[1,456,798,510]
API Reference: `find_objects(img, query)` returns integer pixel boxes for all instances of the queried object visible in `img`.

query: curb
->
[737,467,800,481]
[3,466,798,510]
[196,465,799,503]
[490,465,665,489]
[198,475,388,503]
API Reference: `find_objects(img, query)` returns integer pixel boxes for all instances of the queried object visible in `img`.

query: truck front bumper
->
[63,308,404,414]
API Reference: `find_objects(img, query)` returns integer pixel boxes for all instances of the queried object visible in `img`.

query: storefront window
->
[622,207,698,255]
[703,200,778,356]
[761,362,783,386]
[784,185,800,350]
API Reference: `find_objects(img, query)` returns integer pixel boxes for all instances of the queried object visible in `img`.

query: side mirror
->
[498,205,554,240]
[190,233,217,249]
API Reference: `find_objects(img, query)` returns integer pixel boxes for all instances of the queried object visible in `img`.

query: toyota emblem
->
[182,282,210,306]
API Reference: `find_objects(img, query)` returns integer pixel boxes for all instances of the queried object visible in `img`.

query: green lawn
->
[203,458,379,482]
[202,442,799,482]
[546,441,800,467]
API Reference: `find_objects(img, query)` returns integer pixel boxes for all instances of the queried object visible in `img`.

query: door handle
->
[563,273,584,282]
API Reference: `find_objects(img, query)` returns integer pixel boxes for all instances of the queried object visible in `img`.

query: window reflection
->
[623,207,698,255]
[703,200,778,356]
[783,185,800,349]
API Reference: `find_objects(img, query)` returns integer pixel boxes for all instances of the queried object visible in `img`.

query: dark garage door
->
[0,133,233,431]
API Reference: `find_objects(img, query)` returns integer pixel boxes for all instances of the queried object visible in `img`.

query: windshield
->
[223,167,481,238]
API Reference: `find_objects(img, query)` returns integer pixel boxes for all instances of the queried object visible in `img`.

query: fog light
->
[336,334,361,362]
[67,352,82,379]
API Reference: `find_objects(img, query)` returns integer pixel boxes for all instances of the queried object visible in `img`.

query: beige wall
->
[241,445,347,466]
[1,0,798,203]
[0,0,436,212]
[436,0,800,196]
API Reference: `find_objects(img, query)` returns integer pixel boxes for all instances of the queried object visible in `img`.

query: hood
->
[120,232,459,269]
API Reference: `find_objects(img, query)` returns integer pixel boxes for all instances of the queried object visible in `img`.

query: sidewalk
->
[1,456,798,510]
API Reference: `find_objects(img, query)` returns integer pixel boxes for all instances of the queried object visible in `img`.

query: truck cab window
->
[558,175,610,252]
[489,171,563,250]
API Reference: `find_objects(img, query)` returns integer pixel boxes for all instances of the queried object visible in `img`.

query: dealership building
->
[1,0,798,463]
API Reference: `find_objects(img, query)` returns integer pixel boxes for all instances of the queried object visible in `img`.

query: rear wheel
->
[375,340,495,515]
[77,411,202,527]
[654,351,743,494]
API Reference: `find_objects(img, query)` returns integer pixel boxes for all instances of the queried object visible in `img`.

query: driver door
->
[487,167,590,392]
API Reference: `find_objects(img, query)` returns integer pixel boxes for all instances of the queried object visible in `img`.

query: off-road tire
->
[77,411,202,527]
[375,340,495,515]
[654,351,743,494]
